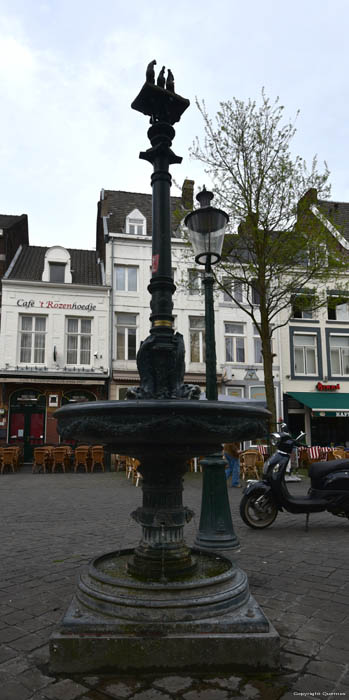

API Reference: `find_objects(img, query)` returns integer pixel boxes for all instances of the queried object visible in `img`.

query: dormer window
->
[126,208,147,236]
[49,262,65,283]
[42,246,72,284]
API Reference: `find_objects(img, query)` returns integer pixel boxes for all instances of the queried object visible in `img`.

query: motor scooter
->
[239,425,349,529]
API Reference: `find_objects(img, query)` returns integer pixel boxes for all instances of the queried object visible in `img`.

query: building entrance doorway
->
[9,390,46,461]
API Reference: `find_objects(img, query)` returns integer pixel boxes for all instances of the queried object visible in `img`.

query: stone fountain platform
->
[50,548,279,672]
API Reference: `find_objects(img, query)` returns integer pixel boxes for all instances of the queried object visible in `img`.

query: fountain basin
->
[54,399,270,458]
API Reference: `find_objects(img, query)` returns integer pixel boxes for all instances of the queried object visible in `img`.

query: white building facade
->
[97,182,282,415]
[0,244,109,458]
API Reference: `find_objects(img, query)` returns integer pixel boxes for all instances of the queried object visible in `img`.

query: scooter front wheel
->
[240,489,278,529]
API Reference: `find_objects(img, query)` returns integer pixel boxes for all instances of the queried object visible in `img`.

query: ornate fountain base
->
[50,399,279,672]
[50,548,279,672]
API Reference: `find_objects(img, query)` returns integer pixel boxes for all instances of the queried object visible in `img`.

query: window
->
[330,335,349,375]
[291,292,314,319]
[129,219,144,235]
[250,385,267,401]
[19,316,46,364]
[222,279,243,303]
[293,334,317,375]
[66,318,91,365]
[126,208,146,236]
[251,281,260,306]
[225,322,245,363]
[115,265,138,292]
[188,269,204,295]
[328,296,349,320]
[49,262,65,283]
[253,328,263,364]
[225,386,244,398]
[116,313,137,360]
[189,317,205,362]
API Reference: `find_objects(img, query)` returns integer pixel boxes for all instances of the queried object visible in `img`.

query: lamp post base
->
[194,453,240,551]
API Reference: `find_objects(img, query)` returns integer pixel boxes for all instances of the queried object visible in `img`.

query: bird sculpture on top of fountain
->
[156,66,166,88]
[146,60,175,93]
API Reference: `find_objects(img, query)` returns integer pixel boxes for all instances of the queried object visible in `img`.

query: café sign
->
[316,381,340,392]
[17,299,96,312]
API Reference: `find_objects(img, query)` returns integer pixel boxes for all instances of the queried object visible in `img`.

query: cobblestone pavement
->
[0,470,348,699]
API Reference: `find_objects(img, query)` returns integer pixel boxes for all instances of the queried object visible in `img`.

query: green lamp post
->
[185,188,240,550]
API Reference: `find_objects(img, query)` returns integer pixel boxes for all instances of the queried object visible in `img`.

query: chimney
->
[182,179,194,210]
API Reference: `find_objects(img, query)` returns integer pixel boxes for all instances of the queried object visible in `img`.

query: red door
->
[9,413,25,442]
[29,413,44,447]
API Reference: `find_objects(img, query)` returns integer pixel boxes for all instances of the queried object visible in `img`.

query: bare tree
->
[190,91,349,429]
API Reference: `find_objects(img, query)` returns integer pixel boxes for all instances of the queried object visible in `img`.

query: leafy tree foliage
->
[191,91,349,429]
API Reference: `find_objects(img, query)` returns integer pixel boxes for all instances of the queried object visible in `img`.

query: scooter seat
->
[309,458,349,480]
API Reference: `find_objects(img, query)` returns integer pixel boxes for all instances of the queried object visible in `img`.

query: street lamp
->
[185,188,239,551]
[185,186,228,401]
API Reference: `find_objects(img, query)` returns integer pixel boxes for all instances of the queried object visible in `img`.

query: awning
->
[288,391,349,417]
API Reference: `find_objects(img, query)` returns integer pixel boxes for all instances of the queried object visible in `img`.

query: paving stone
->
[0,644,18,664]
[0,625,25,643]
[153,676,194,693]
[306,659,347,681]
[9,630,49,652]
[81,676,101,688]
[132,690,171,700]
[0,654,31,675]
[280,651,309,672]
[183,690,229,700]
[205,676,241,691]
[281,638,320,657]
[42,678,89,699]
[101,680,140,698]
[240,684,261,698]
[315,644,349,664]
[19,667,55,691]
[0,678,33,700]
[291,673,338,693]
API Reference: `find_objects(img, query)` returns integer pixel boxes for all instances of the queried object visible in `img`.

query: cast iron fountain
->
[50,62,279,672]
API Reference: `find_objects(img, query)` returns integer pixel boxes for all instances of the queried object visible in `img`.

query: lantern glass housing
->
[185,188,229,268]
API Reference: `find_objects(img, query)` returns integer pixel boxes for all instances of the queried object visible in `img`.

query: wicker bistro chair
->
[1,447,20,474]
[240,450,262,481]
[33,447,51,474]
[90,446,105,472]
[332,448,347,460]
[126,456,142,486]
[52,446,71,473]
[74,445,91,473]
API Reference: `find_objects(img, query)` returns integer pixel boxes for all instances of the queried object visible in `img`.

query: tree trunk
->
[260,312,277,434]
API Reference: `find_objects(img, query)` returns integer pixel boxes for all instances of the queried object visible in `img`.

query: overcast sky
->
[1,0,348,250]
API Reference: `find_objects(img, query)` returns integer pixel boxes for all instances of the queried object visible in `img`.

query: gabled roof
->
[318,200,349,242]
[0,214,26,229]
[7,246,103,286]
[100,189,184,237]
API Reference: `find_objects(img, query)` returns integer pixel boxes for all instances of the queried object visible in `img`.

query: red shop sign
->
[316,381,340,391]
